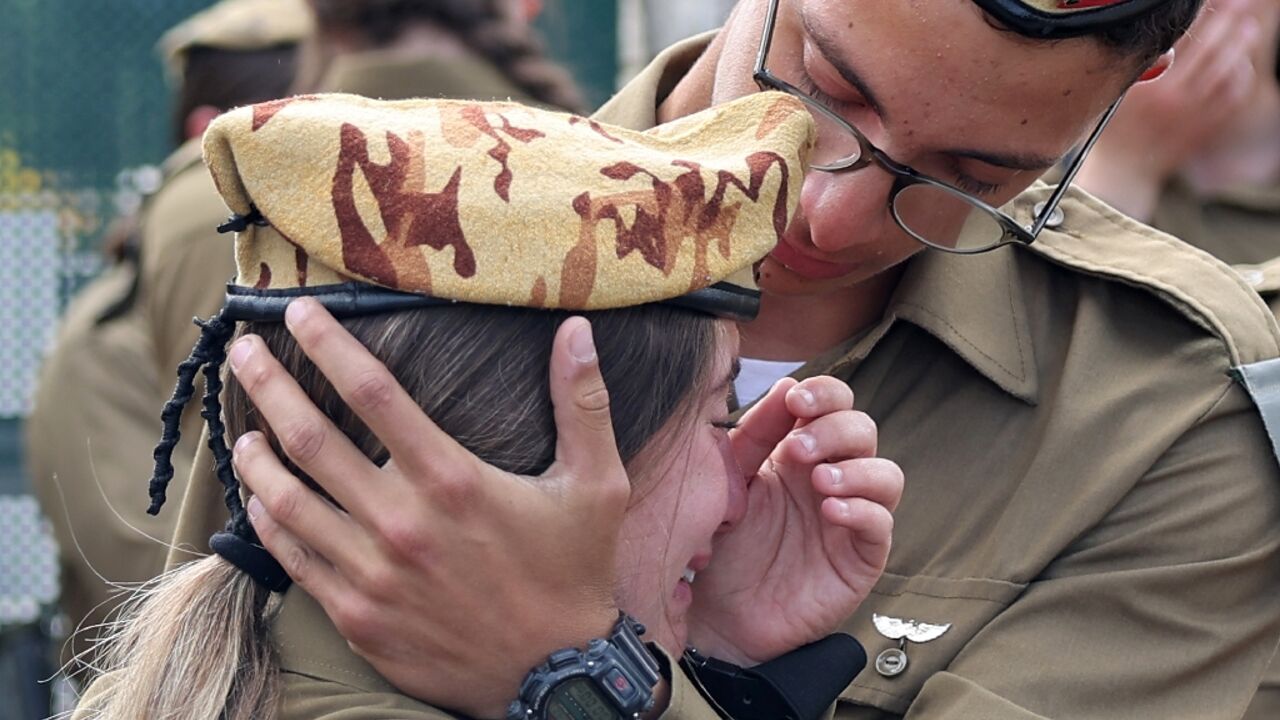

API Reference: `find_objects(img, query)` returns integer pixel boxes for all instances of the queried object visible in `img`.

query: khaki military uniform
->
[1144,183,1280,719]
[25,144,209,667]
[158,34,1280,720]
[73,585,712,720]
[26,263,171,664]
[1152,180,1280,268]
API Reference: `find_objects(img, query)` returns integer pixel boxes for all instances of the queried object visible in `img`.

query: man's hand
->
[228,298,624,719]
[687,376,901,667]
[1074,0,1261,220]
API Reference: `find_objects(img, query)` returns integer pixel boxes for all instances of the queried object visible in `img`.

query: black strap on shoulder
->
[682,634,866,720]
[1231,358,1280,470]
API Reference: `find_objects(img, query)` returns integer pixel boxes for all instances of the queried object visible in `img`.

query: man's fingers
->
[228,332,386,520]
[730,377,800,477]
[233,431,370,571]
[548,317,629,514]
[246,493,348,607]
[283,298,474,483]
[784,376,854,420]
[812,458,904,513]
[777,409,877,468]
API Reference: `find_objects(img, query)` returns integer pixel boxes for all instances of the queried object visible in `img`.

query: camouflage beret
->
[202,92,815,322]
[158,0,314,81]
[971,0,1172,38]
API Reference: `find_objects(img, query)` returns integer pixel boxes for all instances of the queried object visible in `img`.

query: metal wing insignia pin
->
[872,614,952,644]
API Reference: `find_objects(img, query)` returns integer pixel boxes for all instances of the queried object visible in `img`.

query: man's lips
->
[768,238,859,280]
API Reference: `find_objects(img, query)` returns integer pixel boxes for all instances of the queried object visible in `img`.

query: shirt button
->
[875,648,909,677]
[1032,201,1066,230]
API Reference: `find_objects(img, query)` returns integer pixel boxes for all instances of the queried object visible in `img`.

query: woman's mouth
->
[675,553,712,603]
[768,237,860,281]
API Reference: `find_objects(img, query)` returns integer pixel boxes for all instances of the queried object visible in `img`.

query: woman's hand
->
[687,376,901,667]
[229,298,625,719]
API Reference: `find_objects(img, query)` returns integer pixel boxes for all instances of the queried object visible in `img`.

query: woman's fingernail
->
[825,465,844,488]
[792,431,816,454]
[247,496,263,522]
[796,388,816,408]
[228,337,254,371]
[285,297,312,328]
[831,499,852,518]
[569,320,597,364]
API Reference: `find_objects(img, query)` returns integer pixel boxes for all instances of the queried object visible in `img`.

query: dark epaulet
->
[1017,182,1280,465]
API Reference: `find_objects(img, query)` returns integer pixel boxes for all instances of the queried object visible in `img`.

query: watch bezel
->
[507,614,662,720]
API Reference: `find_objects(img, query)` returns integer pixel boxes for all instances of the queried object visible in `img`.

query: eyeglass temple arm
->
[1029,94,1125,237]
[754,0,782,78]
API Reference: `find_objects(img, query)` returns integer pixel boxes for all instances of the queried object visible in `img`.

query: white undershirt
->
[734,358,806,405]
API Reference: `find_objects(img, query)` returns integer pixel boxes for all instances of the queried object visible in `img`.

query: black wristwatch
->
[506,613,663,720]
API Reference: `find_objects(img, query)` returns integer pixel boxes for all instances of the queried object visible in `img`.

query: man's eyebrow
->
[800,11,888,119]
[943,148,1059,172]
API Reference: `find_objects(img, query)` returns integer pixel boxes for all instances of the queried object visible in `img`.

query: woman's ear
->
[1137,49,1175,83]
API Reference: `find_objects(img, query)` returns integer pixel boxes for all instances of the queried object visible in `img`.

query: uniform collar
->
[273,586,398,693]
[595,31,1041,405]
[595,31,716,132]
[162,136,206,180]
[885,242,1040,403]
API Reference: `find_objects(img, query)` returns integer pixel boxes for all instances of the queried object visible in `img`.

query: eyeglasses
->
[751,0,1123,254]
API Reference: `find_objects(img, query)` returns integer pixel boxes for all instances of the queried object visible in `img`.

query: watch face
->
[547,677,618,720]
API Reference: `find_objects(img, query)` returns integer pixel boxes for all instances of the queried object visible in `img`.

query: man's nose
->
[799,166,896,254]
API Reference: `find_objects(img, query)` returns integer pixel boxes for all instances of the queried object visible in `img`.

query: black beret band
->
[223,280,761,323]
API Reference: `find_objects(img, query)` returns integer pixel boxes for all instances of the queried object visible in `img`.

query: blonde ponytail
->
[77,556,280,720]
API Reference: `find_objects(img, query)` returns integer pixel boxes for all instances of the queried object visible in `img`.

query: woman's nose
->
[800,166,896,254]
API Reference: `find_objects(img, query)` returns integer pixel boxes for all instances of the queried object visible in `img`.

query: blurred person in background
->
[1074,0,1280,318]
[302,0,584,109]
[25,0,309,677]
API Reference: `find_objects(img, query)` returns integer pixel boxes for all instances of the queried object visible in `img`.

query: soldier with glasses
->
[171,0,1280,718]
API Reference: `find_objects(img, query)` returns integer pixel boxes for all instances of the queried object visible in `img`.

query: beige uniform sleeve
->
[898,383,1280,720]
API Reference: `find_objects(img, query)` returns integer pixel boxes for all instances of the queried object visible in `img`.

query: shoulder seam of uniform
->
[1025,187,1280,367]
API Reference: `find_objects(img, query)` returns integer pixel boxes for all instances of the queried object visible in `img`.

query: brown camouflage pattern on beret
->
[202,92,814,311]
[158,0,314,80]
